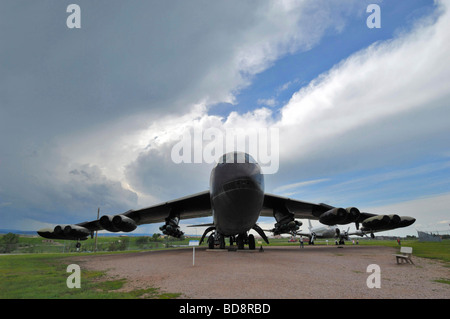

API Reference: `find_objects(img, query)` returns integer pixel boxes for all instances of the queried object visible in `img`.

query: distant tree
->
[119,237,129,250]
[136,236,150,247]
[152,233,161,241]
[0,233,19,253]
[108,241,118,251]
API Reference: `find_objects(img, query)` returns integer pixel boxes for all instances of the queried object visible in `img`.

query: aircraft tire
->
[219,235,225,249]
[208,234,214,249]
[248,234,255,250]
[237,235,245,250]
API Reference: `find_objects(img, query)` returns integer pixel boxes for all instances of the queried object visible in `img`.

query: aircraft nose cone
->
[212,186,264,235]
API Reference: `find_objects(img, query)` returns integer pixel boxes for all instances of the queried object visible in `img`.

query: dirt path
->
[74,245,449,299]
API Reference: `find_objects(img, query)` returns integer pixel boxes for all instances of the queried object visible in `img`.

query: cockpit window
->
[245,153,257,164]
[217,152,257,164]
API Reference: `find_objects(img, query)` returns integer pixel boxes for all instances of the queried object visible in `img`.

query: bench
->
[393,246,414,265]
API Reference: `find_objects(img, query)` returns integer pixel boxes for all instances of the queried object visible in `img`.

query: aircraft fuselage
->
[210,152,264,236]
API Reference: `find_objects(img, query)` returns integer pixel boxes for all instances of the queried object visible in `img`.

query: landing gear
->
[236,234,244,249]
[208,234,215,249]
[75,240,81,252]
[207,232,226,249]
[199,224,262,251]
[248,234,255,250]
[206,232,256,250]
[219,235,225,249]
[236,233,256,250]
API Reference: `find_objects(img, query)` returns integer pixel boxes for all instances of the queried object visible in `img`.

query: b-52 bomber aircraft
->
[38,152,416,250]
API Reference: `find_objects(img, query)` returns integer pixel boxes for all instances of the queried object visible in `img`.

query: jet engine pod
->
[362,215,390,229]
[112,215,137,232]
[397,216,416,228]
[339,207,360,224]
[54,224,68,235]
[387,214,400,226]
[63,225,91,238]
[319,208,347,225]
[99,215,120,232]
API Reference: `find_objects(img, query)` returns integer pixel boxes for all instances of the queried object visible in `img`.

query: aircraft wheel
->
[219,235,225,249]
[248,234,255,250]
[237,235,245,250]
[208,234,214,249]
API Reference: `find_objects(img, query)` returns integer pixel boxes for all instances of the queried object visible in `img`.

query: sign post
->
[189,240,199,266]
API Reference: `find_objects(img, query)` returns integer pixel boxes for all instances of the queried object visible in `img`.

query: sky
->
[1,0,449,238]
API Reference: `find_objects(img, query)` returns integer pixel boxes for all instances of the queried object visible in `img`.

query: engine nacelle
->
[362,215,415,230]
[112,215,137,232]
[340,207,360,224]
[54,224,68,235]
[99,215,120,232]
[319,208,347,225]
[100,214,137,232]
[397,216,416,228]
[387,214,401,226]
[362,215,396,229]
[38,227,89,240]
[63,225,91,238]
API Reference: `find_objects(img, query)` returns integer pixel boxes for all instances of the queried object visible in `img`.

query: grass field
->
[0,234,190,254]
[0,253,181,299]
[1,235,448,298]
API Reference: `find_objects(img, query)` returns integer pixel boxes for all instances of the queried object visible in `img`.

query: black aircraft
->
[37,152,416,250]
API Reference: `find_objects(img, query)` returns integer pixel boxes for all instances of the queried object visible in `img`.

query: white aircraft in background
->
[296,218,402,244]
[297,220,351,245]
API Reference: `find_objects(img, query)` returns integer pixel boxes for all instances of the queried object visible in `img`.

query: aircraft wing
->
[260,193,332,219]
[260,193,415,235]
[123,190,211,224]
[37,190,212,240]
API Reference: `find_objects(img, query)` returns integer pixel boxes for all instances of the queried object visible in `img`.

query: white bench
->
[393,246,414,265]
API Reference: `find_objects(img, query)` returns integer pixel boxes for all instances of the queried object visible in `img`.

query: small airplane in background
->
[295,220,350,245]
[294,218,407,245]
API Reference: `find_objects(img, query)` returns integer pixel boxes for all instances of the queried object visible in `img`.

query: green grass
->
[433,278,450,285]
[355,239,450,264]
[0,253,181,299]
[0,234,193,254]
[261,237,450,264]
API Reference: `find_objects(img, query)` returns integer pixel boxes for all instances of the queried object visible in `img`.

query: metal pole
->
[95,207,99,252]
[193,246,195,266]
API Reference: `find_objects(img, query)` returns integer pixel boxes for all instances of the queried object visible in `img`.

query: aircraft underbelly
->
[212,188,263,236]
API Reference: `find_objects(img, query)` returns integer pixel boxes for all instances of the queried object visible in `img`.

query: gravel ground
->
[75,245,449,299]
